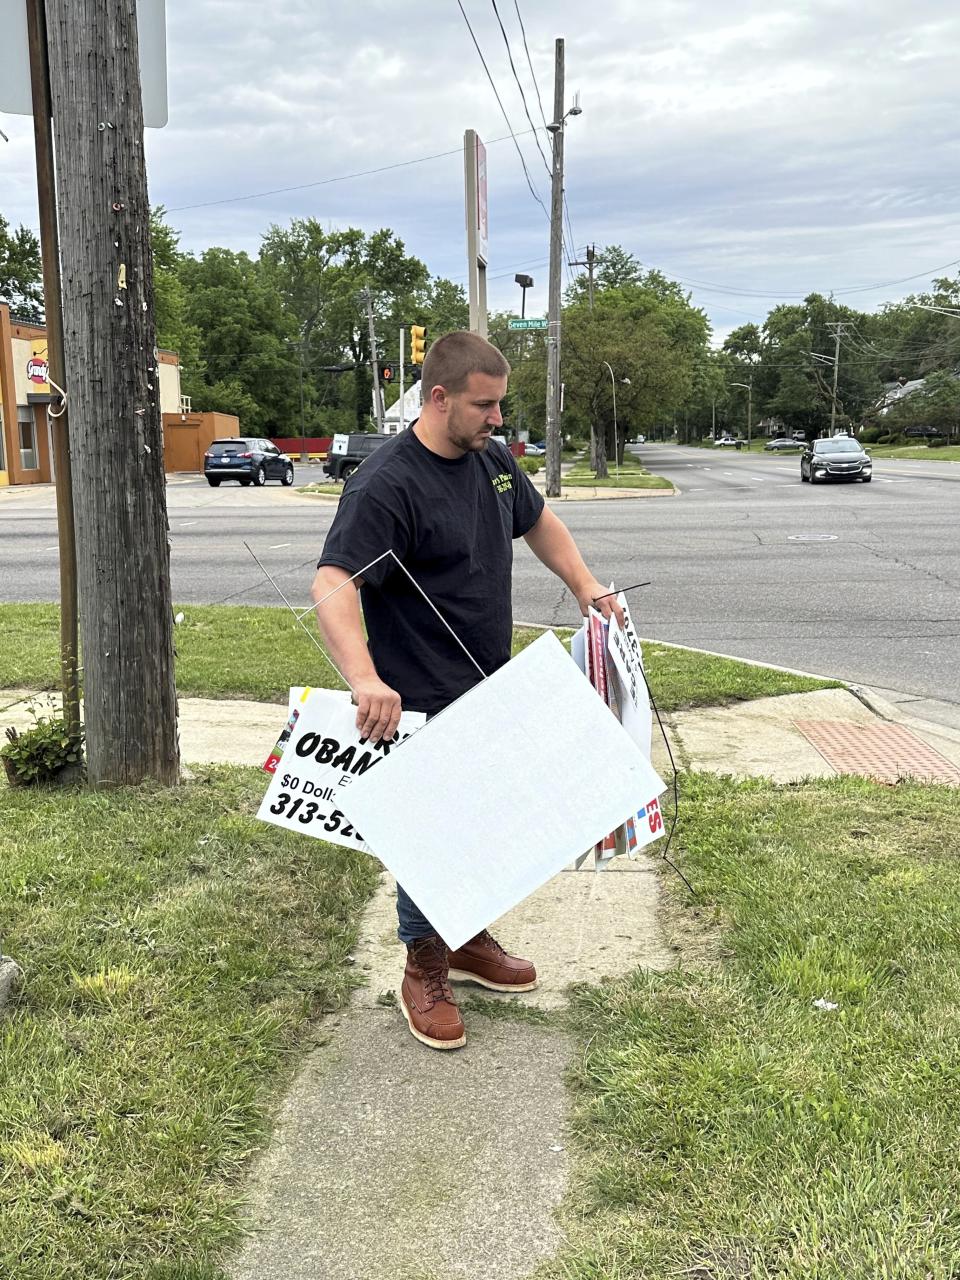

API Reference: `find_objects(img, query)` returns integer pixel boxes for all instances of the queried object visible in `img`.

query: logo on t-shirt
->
[491,472,512,494]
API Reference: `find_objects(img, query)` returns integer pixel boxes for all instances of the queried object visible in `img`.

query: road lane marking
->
[180,520,199,526]
[268,542,292,549]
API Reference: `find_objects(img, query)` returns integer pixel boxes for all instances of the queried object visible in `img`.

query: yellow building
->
[0,303,183,486]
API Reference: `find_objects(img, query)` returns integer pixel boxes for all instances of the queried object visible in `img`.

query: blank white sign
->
[0,0,168,127]
[339,631,666,950]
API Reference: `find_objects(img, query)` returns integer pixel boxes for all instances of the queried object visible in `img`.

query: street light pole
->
[515,273,533,319]
[729,380,753,448]
[602,360,620,481]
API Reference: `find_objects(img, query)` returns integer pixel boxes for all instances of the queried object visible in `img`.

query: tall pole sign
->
[464,129,488,338]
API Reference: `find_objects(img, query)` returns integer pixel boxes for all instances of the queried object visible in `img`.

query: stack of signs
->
[253,632,666,951]
[571,593,663,869]
[257,688,426,853]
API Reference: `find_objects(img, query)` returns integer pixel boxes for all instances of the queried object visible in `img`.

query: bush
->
[2,716,84,786]
[517,456,541,475]
[928,435,950,447]
[858,426,883,444]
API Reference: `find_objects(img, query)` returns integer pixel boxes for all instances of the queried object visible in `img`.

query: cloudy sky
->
[2,0,958,341]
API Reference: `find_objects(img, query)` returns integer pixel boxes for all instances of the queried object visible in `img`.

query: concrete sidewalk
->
[4,676,959,1278]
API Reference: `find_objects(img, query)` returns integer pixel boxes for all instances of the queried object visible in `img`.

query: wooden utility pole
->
[569,243,595,309]
[25,0,80,740]
[44,0,178,785]
[363,289,385,431]
[826,321,843,434]
[544,38,565,499]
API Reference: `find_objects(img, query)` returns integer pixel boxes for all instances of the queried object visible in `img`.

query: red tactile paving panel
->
[794,720,960,785]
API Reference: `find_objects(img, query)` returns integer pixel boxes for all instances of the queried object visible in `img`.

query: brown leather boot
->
[447,930,538,993]
[400,935,466,1050]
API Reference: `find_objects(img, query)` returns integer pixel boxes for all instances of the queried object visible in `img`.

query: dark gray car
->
[204,438,295,488]
[800,437,872,484]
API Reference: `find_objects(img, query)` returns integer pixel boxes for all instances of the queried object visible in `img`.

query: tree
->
[423,277,469,337]
[0,214,43,321]
[260,220,430,431]
[562,284,710,474]
[177,247,298,433]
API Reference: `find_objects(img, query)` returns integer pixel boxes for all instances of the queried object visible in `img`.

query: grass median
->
[563,461,674,489]
[543,772,960,1279]
[0,604,840,712]
[0,768,378,1278]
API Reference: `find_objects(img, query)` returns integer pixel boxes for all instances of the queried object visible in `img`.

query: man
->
[312,330,623,1051]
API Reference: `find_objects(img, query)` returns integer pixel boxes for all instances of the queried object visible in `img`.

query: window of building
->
[0,406,7,472]
[18,407,38,471]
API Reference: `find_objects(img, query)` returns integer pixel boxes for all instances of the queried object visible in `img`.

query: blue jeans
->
[396,881,438,946]
[395,709,440,946]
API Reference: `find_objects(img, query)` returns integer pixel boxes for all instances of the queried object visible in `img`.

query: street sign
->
[508,317,548,331]
[0,0,168,127]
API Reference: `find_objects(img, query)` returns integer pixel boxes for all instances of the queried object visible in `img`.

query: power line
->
[510,0,577,282]
[659,257,960,301]
[165,128,537,213]
[490,0,551,181]
[513,0,550,133]
[455,0,550,223]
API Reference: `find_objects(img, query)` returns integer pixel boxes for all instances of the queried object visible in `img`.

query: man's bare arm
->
[522,506,625,627]
[311,565,402,742]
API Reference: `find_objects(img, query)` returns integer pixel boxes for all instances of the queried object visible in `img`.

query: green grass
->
[542,773,960,1280]
[0,606,840,712]
[296,483,344,496]
[564,463,674,489]
[0,769,378,1279]
[865,443,960,462]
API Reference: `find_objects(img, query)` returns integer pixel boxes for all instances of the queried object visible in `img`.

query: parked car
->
[800,437,872,484]
[204,438,294,487]
[524,442,546,456]
[323,433,392,481]
[713,436,743,448]
[903,426,944,438]
[764,437,803,451]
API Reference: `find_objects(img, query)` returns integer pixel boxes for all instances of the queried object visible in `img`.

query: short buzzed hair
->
[421,330,510,398]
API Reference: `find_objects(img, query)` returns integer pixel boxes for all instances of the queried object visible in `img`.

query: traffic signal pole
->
[399,325,405,433]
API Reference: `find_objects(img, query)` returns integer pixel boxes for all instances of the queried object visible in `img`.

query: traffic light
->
[409,325,427,365]
[379,363,395,383]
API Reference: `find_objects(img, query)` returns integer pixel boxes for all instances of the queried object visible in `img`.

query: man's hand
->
[576,579,626,629]
[351,675,403,744]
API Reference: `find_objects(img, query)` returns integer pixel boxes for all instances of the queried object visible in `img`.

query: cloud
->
[1,0,957,335]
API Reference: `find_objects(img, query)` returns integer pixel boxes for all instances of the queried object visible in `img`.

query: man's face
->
[443,372,507,453]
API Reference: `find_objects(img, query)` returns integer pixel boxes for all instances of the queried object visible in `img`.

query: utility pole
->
[544,39,566,498]
[826,321,843,434]
[45,0,178,785]
[25,0,79,740]
[569,243,595,308]
[363,289,385,432]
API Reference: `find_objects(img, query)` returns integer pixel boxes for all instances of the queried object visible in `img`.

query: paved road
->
[1,446,958,724]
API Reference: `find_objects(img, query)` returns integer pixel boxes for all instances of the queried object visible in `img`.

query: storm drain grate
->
[795,720,960,786]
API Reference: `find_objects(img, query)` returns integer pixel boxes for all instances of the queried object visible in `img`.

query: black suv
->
[323,434,392,481]
[204,438,295,488]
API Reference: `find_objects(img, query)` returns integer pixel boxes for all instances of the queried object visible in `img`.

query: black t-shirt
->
[317,429,545,714]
